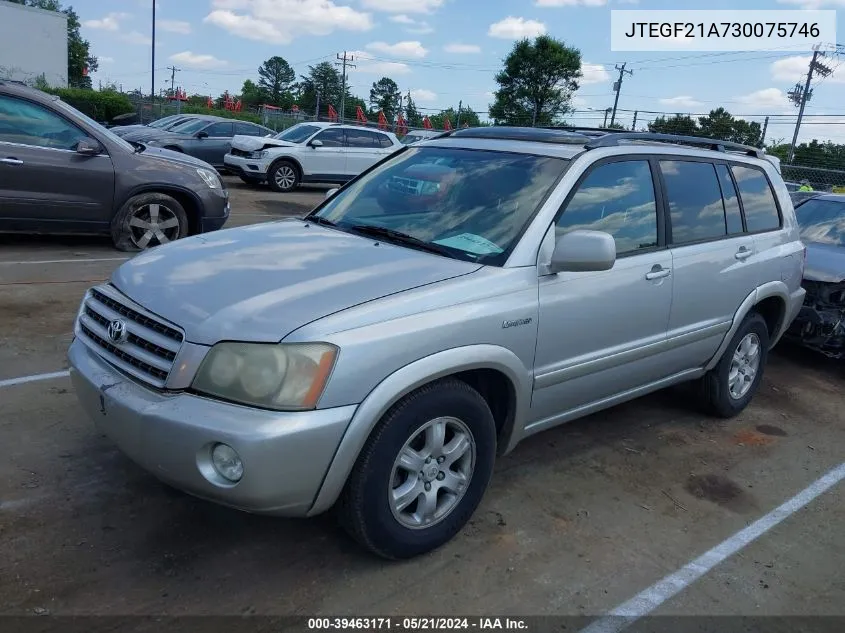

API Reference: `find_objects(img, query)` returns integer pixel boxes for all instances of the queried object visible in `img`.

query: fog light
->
[211,443,244,482]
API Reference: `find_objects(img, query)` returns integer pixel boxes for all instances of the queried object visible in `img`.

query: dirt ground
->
[1,176,843,624]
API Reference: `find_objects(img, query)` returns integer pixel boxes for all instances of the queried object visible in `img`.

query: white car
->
[224,122,403,192]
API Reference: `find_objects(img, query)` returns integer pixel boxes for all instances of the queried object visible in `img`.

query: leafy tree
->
[297,61,343,117]
[648,114,698,136]
[489,35,582,126]
[257,56,295,106]
[606,121,626,130]
[239,79,268,108]
[429,106,482,130]
[7,0,98,89]
[369,77,401,121]
[698,107,762,146]
[404,91,422,128]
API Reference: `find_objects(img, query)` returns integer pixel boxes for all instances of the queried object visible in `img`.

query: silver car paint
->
[69,136,807,518]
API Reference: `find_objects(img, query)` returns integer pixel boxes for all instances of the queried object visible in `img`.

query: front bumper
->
[68,338,357,516]
[197,186,230,233]
[223,154,269,180]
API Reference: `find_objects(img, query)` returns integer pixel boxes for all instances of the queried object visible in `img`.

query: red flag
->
[206,96,213,109]
[328,104,338,122]
[356,105,368,125]
[377,110,388,130]
[443,116,452,131]
[422,116,432,129]
[235,99,242,112]
[396,115,408,136]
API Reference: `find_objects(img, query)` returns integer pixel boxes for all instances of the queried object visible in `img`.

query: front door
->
[532,159,673,424]
[0,94,115,231]
[305,127,348,180]
[186,121,234,166]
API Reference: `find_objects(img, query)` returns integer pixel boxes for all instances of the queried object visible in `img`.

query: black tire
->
[701,312,770,418]
[110,192,189,252]
[267,160,300,193]
[338,378,497,560]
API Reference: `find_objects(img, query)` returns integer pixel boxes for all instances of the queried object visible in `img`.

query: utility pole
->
[787,46,832,162]
[335,52,355,123]
[315,90,321,121]
[395,93,404,131]
[167,65,180,96]
[632,110,638,131]
[603,108,611,127]
[760,116,769,148]
[151,0,156,120]
[456,100,462,128]
[610,62,633,127]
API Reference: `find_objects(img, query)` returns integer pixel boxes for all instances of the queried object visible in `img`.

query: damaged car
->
[785,194,845,358]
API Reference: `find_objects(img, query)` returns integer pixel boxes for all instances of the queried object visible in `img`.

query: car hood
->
[109,219,482,345]
[110,124,146,136]
[804,242,845,283]
[136,145,214,170]
[231,135,297,152]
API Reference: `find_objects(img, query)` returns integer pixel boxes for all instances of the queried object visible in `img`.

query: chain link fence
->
[781,164,845,193]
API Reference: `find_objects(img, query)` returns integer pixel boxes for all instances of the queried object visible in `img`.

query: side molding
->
[307,345,532,516]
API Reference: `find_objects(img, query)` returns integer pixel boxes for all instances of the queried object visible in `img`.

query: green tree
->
[297,61,343,116]
[429,106,482,130]
[489,35,582,126]
[369,77,401,121]
[648,114,698,136]
[8,0,98,89]
[697,107,762,146]
[257,56,295,106]
[404,91,422,128]
[239,79,268,108]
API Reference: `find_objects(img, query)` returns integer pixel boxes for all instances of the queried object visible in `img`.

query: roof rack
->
[448,126,591,145]
[544,126,631,137]
[584,132,765,159]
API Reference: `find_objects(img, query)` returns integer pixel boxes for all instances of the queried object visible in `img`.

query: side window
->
[203,122,234,137]
[314,128,346,147]
[377,133,393,148]
[0,95,87,150]
[346,130,378,147]
[235,122,261,136]
[715,164,744,234]
[731,165,781,233]
[556,160,658,255]
[660,160,727,244]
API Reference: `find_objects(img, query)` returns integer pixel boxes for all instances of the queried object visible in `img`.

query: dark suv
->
[0,81,230,251]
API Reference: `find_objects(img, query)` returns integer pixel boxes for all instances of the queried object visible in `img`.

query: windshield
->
[168,118,211,135]
[274,123,321,143]
[401,135,423,145]
[53,99,135,153]
[150,115,181,128]
[795,198,845,247]
[311,146,569,265]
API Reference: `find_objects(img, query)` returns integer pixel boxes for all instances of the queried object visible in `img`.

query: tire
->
[701,312,770,418]
[267,160,300,193]
[110,192,189,252]
[338,378,497,560]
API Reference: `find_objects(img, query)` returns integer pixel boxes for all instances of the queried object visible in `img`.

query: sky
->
[73,0,845,144]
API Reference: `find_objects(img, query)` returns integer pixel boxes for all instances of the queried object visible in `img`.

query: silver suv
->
[68,127,806,559]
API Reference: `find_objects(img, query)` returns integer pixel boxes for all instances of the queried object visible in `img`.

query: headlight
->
[197,168,221,189]
[192,342,338,410]
[247,150,268,159]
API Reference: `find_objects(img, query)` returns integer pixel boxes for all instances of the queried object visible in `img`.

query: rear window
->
[794,198,845,247]
[731,165,781,233]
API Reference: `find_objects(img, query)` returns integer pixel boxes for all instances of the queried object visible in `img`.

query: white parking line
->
[0,370,70,389]
[580,461,845,633]
[0,257,128,265]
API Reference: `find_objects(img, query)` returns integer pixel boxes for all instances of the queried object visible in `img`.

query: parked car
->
[139,117,276,170]
[110,114,199,138]
[224,121,403,191]
[68,127,805,559]
[120,114,222,143]
[0,80,230,251]
[784,193,845,358]
[401,129,441,145]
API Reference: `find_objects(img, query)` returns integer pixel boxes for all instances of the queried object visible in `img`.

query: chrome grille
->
[75,285,184,388]
[388,176,424,195]
[231,148,250,158]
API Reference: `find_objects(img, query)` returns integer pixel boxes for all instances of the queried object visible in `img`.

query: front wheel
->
[268,160,300,193]
[338,379,497,559]
[110,192,189,252]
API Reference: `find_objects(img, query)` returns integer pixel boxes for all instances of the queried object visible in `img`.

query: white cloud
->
[204,0,373,44]
[366,41,428,58]
[83,12,131,31]
[157,20,192,34]
[407,22,434,34]
[390,14,415,24]
[659,95,703,108]
[347,51,411,75]
[125,31,152,45]
[170,51,229,69]
[733,88,792,112]
[581,62,610,84]
[488,16,547,39]
[411,89,437,102]
[361,0,444,13]
[776,0,845,8]
[535,0,606,6]
[771,55,845,84]
[444,43,481,54]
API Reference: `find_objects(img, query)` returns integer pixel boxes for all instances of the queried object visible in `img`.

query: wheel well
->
[452,368,516,452]
[753,296,786,341]
[270,157,302,178]
[122,188,202,235]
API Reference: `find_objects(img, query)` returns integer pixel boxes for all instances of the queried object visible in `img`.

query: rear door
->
[0,94,115,231]
[660,158,758,372]
[344,128,385,176]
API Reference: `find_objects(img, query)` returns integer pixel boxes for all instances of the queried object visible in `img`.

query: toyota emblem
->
[107,319,127,343]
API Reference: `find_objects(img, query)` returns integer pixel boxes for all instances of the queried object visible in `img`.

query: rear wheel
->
[268,160,300,193]
[110,192,189,252]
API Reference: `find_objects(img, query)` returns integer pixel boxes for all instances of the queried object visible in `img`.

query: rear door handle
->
[645,267,671,280]
[735,247,753,260]
[1,158,23,165]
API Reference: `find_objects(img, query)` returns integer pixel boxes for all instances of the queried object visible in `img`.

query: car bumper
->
[68,338,357,516]
[197,186,230,233]
[223,154,269,180]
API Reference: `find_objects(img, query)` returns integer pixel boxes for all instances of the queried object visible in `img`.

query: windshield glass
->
[401,135,423,145]
[53,99,135,152]
[150,115,181,128]
[274,123,320,143]
[795,198,845,247]
[311,146,569,265]
[168,118,211,135]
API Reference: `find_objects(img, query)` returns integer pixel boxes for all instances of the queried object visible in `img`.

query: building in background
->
[0,0,68,88]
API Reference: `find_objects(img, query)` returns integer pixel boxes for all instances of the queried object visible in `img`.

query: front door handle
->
[645,267,671,280]
[1,157,23,165]
[735,247,753,260]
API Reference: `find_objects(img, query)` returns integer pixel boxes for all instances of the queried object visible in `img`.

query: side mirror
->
[196,131,209,139]
[76,137,103,156]
[549,229,616,274]
[310,139,323,148]
[325,188,339,200]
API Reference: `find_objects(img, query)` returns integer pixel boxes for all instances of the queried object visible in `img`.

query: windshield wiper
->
[303,215,337,227]
[345,223,452,257]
